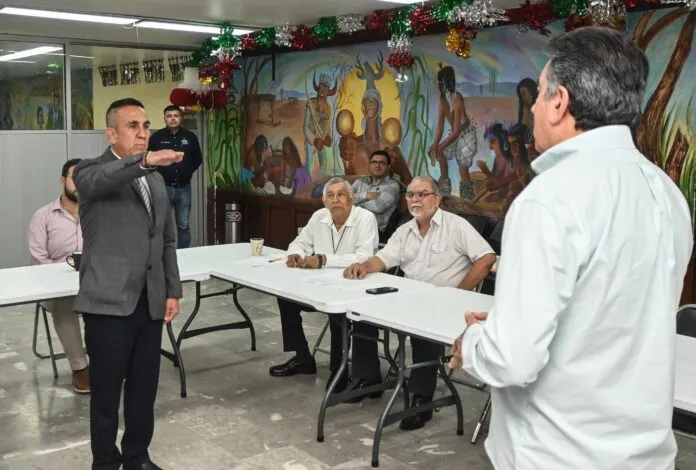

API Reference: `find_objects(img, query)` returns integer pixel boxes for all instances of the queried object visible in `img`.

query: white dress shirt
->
[288,205,378,268]
[461,125,693,470]
[377,208,494,287]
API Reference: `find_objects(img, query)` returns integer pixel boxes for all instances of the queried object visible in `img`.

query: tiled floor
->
[1,279,695,469]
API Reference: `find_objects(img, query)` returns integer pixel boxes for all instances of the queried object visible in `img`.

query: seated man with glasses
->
[269,177,380,394]
[351,150,401,243]
[344,175,496,430]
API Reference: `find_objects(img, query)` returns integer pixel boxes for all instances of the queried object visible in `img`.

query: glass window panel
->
[0,40,65,130]
[70,45,194,131]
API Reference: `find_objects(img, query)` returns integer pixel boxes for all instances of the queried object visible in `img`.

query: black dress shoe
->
[399,395,433,431]
[124,461,163,470]
[269,356,317,377]
[325,370,349,394]
[344,378,384,404]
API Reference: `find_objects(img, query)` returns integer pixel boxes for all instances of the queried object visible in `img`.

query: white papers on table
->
[304,270,399,295]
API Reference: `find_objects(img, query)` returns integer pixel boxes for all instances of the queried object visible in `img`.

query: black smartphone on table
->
[365,286,399,295]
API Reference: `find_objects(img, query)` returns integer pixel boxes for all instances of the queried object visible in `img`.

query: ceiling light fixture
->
[0,7,138,25]
[137,21,254,36]
[0,46,62,62]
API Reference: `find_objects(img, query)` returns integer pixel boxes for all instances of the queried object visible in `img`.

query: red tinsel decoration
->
[506,0,554,35]
[241,35,258,51]
[410,7,436,35]
[215,59,241,90]
[291,25,318,50]
[387,51,415,70]
[564,13,592,31]
[365,10,391,34]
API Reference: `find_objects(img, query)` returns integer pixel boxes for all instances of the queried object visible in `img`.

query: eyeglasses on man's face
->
[370,160,389,167]
[405,191,436,201]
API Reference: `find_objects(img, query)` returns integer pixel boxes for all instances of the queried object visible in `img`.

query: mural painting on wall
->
[208,9,695,224]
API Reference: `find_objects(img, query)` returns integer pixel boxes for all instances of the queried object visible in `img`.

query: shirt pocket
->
[400,242,419,265]
[429,243,453,268]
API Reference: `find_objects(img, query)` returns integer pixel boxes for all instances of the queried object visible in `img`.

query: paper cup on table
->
[250,238,264,256]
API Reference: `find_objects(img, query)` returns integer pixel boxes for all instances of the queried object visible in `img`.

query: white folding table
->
[675,335,696,415]
[347,286,495,467]
[210,260,436,444]
[0,251,212,397]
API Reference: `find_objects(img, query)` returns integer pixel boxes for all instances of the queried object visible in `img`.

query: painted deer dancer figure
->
[304,72,337,177]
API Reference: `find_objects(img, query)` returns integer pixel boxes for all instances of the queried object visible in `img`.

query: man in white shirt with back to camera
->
[269,177,380,395]
[450,27,693,470]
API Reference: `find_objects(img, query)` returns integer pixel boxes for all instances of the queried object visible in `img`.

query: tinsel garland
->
[255,28,276,48]
[275,24,296,48]
[313,16,339,41]
[450,0,509,28]
[337,14,365,34]
[292,25,319,49]
[410,7,437,35]
[365,10,392,33]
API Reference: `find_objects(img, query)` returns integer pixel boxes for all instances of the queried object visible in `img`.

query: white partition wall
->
[0,132,69,268]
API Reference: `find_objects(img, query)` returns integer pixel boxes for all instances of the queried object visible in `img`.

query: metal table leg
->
[317,313,349,443]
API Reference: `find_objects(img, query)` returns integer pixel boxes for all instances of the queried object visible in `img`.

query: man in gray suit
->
[73,98,184,470]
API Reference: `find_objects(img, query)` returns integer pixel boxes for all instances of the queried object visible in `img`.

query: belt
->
[166,182,189,188]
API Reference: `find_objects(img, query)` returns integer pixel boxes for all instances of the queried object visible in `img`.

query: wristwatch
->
[316,254,324,268]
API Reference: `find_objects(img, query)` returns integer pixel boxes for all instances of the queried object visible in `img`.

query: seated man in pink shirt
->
[28,159,89,394]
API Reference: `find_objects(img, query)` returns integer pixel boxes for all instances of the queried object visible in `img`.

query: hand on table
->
[164,298,180,323]
[344,263,368,280]
[286,254,302,267]
[449,311,488,369]
[298,255,321,269]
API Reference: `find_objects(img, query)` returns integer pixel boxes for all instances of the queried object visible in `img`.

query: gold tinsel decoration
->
[445,27,473,59]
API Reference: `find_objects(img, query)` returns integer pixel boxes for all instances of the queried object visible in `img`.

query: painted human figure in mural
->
[36,106,45,130]
[304,72,336,177]
[428,65,478,200]
[241,135,274,194]
[505,123,533,209]
[515,78,539,161]
[280,137,312,196]
[478,123,514,204]
[337,53,411,184]
[1,92,13,130]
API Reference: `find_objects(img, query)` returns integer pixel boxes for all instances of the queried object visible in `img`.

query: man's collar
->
[532,125,636,175]
[320,206,357,227]
[110,147,121,159]
[50,197,63,212]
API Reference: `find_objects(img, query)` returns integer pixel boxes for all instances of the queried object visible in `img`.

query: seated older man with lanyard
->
[344,175,496,430]
[269,177,380,394]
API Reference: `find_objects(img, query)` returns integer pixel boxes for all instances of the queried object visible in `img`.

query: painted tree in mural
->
[633,9,696,185]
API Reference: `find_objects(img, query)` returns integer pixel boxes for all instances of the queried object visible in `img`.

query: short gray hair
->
[322,177,353,198]
[409,176,440,196]
[544,27,648,131]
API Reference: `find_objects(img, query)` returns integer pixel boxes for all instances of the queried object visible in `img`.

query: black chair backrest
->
[677,305,696,338]
[461,214,488,237]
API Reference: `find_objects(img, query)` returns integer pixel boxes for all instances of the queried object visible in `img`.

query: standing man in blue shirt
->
[148,105,202,248]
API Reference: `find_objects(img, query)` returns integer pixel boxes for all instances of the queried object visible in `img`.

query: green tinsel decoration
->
[256,28,277,48]
[313,16,339,41]
[388,6,414,36]
[551,0,589,17]
[215,22,240,50]
[188,38,217,66]
[431,0,463,23]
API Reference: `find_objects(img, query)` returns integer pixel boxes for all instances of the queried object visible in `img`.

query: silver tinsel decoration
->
[387,34,413,53]
[660,0,696,9]
[275,24,296,48]
[449,0,509,28]
[338,14,365,34]
[589,0,626,28]
[215,44,242,61]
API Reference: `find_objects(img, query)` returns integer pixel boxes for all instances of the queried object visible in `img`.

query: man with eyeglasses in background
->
[344,175,496,431]
[351,150,400,243]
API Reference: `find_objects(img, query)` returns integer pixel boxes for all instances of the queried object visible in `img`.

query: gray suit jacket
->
[72,148,182,319]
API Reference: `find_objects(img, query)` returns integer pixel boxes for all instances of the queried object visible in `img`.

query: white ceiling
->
[0,0,523,48]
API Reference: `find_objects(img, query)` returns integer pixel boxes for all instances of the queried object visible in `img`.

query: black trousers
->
[83,289,163,470]
[409,337,444,399]
[277,298,380,379]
